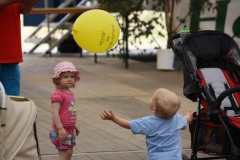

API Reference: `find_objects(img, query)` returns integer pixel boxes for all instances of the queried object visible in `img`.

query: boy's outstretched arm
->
[100,110,130,129]
[185,110,193,124]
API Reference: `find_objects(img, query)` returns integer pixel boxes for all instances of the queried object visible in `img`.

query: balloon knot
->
[72,28,77,33]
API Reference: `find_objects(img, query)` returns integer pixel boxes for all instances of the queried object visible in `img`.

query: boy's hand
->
[100,110,130,129]
[185,110,193,124]
[75,125,80,136]
[100,110,115,120]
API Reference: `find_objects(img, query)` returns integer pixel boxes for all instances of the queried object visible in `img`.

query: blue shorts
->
[0,63,20,96]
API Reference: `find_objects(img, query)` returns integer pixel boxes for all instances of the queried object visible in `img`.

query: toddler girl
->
[49,62,80,160]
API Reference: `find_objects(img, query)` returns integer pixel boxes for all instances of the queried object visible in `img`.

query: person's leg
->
[58,148,73,160]
[0,63,20,96]
[57,128,75,160]
[66,148,73,160]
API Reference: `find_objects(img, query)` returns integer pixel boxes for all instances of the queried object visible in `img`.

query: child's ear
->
[54,79,60,86]
[152,107,157,114]
[55,78,60,83]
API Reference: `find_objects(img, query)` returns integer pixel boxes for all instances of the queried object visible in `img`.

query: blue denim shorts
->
[0,63,20,96]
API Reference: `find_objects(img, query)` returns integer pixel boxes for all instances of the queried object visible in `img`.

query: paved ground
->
[18,53,219,160]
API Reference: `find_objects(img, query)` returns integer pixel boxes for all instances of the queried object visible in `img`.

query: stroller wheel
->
[182,154,189,160]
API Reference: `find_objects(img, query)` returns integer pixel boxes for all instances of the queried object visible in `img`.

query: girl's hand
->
[75,125,80,136]
[100,110,115,120]
[58,128,68,141]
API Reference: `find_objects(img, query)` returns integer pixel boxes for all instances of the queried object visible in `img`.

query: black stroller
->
[169,30,240,160]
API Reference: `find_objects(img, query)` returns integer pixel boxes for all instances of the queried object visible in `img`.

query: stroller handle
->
[168,33,180,47]
[0,82,6,109]
[215,86,240,109]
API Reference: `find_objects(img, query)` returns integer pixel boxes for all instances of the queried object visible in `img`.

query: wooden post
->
[94,53,97,63]
[124,13,129,69]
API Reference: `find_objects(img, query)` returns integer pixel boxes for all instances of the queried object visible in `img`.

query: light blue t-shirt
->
[130,113,187,160]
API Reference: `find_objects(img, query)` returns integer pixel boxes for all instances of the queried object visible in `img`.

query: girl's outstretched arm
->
[100,110,130,129]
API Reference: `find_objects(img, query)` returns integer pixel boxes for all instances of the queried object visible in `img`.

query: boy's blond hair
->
[154,88,181,119]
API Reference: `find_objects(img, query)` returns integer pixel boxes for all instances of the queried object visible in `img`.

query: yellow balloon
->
[72,9,120,53]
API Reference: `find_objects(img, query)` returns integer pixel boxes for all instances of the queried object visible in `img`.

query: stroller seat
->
[198,68,239,117]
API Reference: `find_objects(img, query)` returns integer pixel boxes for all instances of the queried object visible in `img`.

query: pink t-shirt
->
[51,89,77,127]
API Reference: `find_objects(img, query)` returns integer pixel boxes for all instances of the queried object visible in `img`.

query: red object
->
[0,3,23,63]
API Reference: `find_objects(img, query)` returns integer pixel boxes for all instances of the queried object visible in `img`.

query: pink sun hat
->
[52,62,80,81]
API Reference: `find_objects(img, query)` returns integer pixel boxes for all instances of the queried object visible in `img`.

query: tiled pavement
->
[18,53,218,160]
